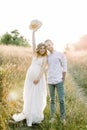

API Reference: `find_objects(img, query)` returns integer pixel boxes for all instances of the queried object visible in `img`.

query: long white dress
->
[12,56,47,126]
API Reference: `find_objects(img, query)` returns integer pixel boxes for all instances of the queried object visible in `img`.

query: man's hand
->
[62,77,65,82]
[62,72,66,82]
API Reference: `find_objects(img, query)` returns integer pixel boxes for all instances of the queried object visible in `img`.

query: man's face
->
[45,41,54,52]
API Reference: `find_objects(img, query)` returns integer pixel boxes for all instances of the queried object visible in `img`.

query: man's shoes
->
[61,119,66,126]
[49,117,55,123]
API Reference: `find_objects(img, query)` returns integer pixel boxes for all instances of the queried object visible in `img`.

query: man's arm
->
[61,53,67,82]
[62,72,66,82]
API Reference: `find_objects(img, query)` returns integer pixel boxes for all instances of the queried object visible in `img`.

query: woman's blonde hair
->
[35,43,48,57]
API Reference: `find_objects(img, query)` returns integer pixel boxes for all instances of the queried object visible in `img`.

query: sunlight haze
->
[0,0,87,51]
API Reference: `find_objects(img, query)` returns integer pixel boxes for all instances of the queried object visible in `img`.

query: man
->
[45,39,67,125]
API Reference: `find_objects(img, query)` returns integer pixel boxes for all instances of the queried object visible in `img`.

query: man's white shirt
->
[47,51,67,84]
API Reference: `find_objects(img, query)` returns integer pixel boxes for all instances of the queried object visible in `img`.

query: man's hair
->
[44,39,54,46]
[45,39,51,43]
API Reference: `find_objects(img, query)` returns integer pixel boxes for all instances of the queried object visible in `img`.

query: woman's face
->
[39,45,46,55]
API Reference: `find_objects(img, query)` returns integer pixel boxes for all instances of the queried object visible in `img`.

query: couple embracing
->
[12,20,67,127]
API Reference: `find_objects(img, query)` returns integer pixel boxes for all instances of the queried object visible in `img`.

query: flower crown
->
[29,19,42,31]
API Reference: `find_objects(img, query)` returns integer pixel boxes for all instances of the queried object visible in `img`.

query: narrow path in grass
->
[68,73,87,107]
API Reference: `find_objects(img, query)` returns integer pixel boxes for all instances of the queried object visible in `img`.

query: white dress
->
[13,56,47,126]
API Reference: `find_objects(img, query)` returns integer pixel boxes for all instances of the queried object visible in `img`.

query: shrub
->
[0,30,30,47]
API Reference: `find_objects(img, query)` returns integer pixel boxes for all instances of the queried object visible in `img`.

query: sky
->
[0,0,87,51]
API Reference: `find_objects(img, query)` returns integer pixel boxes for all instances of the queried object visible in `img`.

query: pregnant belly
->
[28,65,41,80]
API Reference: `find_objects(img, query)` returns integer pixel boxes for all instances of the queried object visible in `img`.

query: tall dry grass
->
[66,50,87,94]
[0,45,87,130]
[0,45,33,130]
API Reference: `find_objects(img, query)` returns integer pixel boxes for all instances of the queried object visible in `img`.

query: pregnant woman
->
[12,20,48,127]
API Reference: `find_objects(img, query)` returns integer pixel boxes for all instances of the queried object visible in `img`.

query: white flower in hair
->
[29,19,42,31]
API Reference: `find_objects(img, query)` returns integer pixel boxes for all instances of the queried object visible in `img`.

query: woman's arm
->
[30,19,42,54]
[32,31,36,54]
[33,58,48,84]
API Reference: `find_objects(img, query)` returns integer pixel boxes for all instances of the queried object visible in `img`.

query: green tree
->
[0,32,12,45]
[0,29,30,46]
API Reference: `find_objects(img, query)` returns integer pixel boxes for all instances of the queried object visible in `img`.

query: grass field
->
[66,50,87,95]
[0,45,87,130]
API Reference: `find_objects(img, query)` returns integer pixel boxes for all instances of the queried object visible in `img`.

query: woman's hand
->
[29,19,42,31]
[33,28,38,32]
[33,79,40,85]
